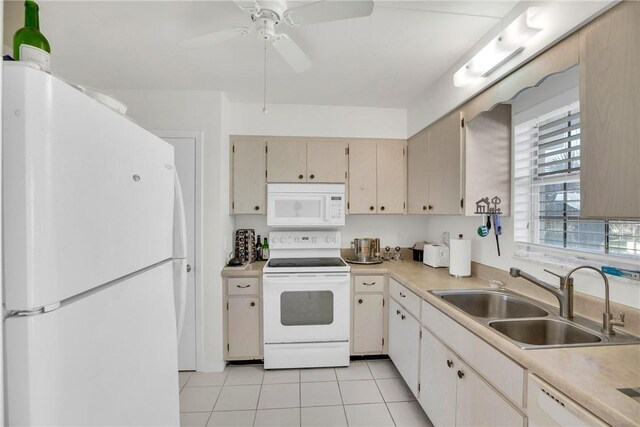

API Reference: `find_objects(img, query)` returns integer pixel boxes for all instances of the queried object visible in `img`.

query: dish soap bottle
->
[13,0,51,72]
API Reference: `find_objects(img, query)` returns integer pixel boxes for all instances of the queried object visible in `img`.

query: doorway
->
[156,131,203,371]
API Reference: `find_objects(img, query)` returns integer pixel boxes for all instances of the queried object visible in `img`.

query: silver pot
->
[351,238,381,262]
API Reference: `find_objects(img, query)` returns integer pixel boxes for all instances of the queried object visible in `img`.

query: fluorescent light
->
[453,7,543,88]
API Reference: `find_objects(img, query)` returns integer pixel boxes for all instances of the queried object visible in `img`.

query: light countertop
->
[222,260,640,426]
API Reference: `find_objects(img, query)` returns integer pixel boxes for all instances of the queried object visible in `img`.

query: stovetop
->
[267,257,347,268]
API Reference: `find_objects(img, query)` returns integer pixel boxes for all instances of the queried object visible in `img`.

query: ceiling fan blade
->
[179,27,250,49]
[233,0,261,14]
[273,34,311,73]
[283,0,374,26]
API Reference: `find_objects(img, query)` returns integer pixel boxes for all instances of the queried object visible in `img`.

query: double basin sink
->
[430,288,639,349]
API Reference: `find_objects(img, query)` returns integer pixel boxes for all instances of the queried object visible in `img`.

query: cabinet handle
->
[446,360,453,368]
[369,206,375,211]
[254,205,260,211]
[457,370,464,379]
[362,282,376,286]
[250,301,256,307]
[380,206,385,211]
[396,310,401,315]
[298,174,304,179]
[399,292,406,298]
[401,314,406,320]
[358,299,363,304]
[428,205,433,211]
[236,284,251,288]
[423,205,427,211]
[309,174,315,179]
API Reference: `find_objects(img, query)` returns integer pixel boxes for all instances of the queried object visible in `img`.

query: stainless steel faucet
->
[509,267,574,319]
[564,266,625,335]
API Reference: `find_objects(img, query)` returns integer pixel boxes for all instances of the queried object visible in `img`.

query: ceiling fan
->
[179,0,374,73]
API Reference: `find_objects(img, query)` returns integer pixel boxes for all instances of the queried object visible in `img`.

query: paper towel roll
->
[449,238,471,277]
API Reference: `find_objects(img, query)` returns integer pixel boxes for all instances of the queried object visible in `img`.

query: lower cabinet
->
[352,275,386,355]
[420,327,525,427]
[225,277,262,360]
[389,298,420,396]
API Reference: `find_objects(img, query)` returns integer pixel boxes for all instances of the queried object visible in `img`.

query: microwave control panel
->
[329,195,344,219]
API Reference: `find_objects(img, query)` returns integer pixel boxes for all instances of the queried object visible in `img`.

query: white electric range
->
[262,231,350,369]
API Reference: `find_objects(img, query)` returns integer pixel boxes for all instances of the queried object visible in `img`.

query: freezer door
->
[3,64,175,310]
[5,261,179,426]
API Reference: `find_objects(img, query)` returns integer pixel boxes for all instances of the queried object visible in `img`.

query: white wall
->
[235,214,429,250]
[110,89,232,372]
[407,0,615,137]
[231,103,407,139]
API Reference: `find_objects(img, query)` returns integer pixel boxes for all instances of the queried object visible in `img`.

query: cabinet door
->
[579,1,640,218]
[377,141,406,214]
[232,139,266,214]
[456,358,525,427]
[266,140,307,183]
[407,130,430,214]
[388,299,420,396]
[348,142,378,213]
[307,141,347,183]
[419,328,457,427]
[227,297,261,359]
[352,294,384,354]
[427,111,462,215]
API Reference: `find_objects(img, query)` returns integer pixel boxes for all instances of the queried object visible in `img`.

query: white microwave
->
[267,183,346,228]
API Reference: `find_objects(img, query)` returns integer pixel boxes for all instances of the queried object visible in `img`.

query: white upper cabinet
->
[349,140,407,214]
[579,0,640,218]
[231,137,267,214]
[266,139,347,183]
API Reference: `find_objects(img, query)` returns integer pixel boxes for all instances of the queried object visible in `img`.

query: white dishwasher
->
[527,374,607,426]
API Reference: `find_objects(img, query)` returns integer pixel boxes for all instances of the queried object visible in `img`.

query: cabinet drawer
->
[422,300,525,408]
[227,277,260,295]
[389,278,420,319]
[354,275,385,293]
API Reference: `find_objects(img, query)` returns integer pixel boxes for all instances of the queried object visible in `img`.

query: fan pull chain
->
[262,40,268,114]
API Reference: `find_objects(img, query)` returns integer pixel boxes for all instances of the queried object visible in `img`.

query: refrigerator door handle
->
[173,170,188,340]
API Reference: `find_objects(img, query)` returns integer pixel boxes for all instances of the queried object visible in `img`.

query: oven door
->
[263,273,350,344]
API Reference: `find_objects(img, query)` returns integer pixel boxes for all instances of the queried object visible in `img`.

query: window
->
[514,100,640,268]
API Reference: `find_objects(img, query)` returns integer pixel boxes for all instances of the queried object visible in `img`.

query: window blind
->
[513,101,640,266]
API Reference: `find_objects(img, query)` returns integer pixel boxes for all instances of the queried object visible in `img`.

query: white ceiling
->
[3,0,519,108]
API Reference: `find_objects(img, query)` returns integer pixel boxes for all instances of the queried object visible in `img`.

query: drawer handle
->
[250,301,256,307]
[399,292,406,298]
[362,282,376,286]
[401,314,406,320]
[396,310,401,315]
[446,359,453,368]
[457,370,464,379]
[358,299,363,304]
[236,284,252,289]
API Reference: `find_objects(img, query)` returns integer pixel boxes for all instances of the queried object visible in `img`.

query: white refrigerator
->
[2,62,186,426]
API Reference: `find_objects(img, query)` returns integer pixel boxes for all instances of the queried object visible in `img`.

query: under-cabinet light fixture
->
[453,7,543,88]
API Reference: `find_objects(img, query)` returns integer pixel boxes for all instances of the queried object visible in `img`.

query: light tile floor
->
[179,360,434,427]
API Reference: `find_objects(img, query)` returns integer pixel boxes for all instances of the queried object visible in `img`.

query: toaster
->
[423,244,449,268]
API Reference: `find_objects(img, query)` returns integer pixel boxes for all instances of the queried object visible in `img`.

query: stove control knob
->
[325,236,331,243]
[280,237,286,244]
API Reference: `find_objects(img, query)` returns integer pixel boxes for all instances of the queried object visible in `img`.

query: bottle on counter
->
[256,235,263,261]
[13,0,51,72]
[262,237,270,260]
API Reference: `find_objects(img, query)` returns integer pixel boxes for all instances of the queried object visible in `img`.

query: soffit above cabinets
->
[3,0,517,108]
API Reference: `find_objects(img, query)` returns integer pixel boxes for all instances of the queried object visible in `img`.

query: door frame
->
[153,130,204,372]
